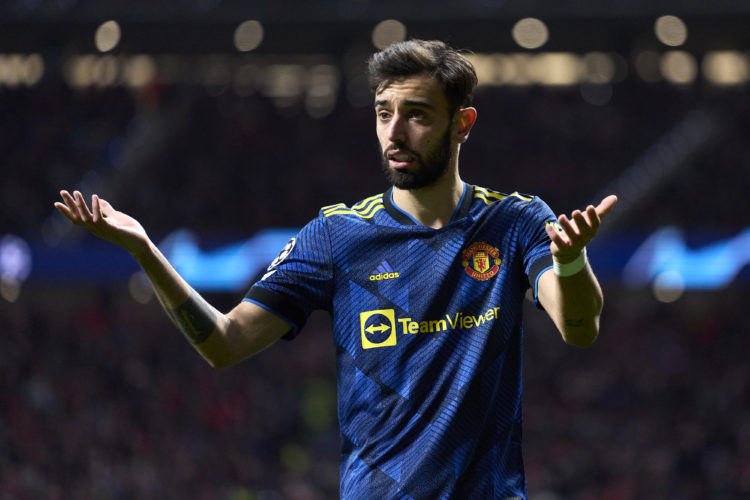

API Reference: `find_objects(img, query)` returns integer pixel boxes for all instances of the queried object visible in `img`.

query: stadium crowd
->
[1,59,748,498]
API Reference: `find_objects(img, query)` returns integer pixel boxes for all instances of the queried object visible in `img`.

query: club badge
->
[462,242,501,281]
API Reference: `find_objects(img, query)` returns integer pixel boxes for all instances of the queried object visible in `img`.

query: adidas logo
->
[369,260,400,281]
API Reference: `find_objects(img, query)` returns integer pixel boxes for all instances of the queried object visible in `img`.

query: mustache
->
[383,144,420,160]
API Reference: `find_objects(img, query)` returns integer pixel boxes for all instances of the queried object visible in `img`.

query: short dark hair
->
[367,39,478,115]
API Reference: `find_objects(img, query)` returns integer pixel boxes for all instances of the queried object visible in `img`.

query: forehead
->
[374,74,448,110]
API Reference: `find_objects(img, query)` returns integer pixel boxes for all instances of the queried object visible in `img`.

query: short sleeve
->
[244,216,333,338]
[518,197,558,307]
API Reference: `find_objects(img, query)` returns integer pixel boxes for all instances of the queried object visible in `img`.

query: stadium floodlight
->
[95,20,121,53]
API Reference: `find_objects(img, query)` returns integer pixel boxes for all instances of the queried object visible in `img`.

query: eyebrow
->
[374,99,437,111]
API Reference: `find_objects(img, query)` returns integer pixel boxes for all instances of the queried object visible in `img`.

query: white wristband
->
[553,247,588,277]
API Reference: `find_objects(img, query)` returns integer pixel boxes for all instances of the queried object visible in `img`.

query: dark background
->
[1,1,748,498]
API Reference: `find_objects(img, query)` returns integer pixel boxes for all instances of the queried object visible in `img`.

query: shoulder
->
[318,192,386,222]
[471,185,556,226]
[471,185,540,209]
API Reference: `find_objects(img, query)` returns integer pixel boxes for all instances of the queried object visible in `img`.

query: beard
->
[380,127,453,190]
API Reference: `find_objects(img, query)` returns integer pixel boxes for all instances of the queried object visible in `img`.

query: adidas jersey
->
[244,183,557,499]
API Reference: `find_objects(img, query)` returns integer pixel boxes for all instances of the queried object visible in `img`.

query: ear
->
[455,107,477,144]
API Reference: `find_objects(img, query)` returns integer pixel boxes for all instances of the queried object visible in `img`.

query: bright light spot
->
[655,15,688,47]
[128,272,153,304]
[124,55,157,87]
[512,18,549,50]
[653,270,685,302]
[95,20,121,53]
[0,234,31,279]
[234,20,264,52]
[261,64,304,107]
[583,52,615,83]
[465,54,494,85]
[502,54,532,85]
[0,55,21,86]
[22,53,44,85]
[372,19,407,49]
[661,51,697,85]
[703,51,749,86]
[527,53,582,86]
[64,55,93,87]
[0,54,45,87]
[634,51,662,83]
[91,55,119,87]
[0,234,31,303]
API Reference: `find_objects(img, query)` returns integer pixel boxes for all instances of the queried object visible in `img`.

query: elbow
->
[563,331,598,348]
[201,352,241,370]
[561,318,600,348]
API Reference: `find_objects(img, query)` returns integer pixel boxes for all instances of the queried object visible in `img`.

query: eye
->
[377,110,391,120]
[410,110,426,120]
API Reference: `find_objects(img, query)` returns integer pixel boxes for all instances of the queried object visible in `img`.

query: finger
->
[549,219,572,247]
[92,194,101,223]
[57,190,77,214]
[545,224,566,251]
[98,198,113,217]
[54,200,75,221]
[557,214,579,244]
[59,190,77,211]
[571,210,591,238]
[596,194,618,218]
[73,191,93,223]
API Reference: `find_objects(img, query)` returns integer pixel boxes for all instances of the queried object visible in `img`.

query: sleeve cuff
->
[528,255,554,309]
[243,286,308,340]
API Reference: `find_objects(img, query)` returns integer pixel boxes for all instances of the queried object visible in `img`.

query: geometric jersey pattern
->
[244,183,557,499]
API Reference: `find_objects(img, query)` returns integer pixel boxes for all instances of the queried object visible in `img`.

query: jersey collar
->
[383,183,475,226]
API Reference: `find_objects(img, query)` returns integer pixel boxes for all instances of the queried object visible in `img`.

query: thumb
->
[596,195,618,219]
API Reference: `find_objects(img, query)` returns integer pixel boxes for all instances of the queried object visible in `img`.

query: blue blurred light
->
[160,227,299,291]
[623,226,750,289]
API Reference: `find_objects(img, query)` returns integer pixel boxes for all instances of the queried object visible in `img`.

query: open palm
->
[545,194,618,263]
[54,190,150,257]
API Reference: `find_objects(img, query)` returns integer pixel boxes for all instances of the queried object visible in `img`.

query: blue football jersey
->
[245,183,557,499]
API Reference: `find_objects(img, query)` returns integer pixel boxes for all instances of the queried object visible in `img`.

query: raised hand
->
[545,195,618,263]
[54,190,151,257]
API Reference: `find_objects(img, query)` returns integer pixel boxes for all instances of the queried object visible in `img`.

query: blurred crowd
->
[2,62,749,240]
[1,285,746,499]
[1,58,749,499]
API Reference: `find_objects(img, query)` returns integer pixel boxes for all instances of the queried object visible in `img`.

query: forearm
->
[53,190,273,366]
[133,241,229,364]
[538,262,604,347]
[133,241,288,368]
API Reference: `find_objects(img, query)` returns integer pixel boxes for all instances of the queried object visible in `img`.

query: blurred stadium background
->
[1,1,749,498]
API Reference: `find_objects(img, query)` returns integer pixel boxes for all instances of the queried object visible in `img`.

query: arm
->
[54,190,291,368]
[537,195,617,348]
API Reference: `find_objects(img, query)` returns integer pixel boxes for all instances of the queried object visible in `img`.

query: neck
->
[391,166,464,229]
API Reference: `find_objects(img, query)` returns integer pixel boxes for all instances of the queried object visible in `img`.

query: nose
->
[386,112,407,143]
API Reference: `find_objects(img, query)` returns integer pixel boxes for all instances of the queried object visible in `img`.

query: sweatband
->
[553,247,588,277]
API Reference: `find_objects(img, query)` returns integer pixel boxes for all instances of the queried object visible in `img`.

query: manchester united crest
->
[462,242,501,281]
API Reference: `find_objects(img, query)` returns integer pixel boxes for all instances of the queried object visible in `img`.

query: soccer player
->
[55,40,617,499]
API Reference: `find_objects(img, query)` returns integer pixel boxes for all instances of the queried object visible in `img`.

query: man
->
[56,40,617,499]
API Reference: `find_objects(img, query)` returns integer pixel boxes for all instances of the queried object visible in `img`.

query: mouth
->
[386,148,416,169]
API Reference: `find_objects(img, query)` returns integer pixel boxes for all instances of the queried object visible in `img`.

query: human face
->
[375,74,456,190]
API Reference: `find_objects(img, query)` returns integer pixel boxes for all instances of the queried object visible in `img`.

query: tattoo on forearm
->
[167,291,217,345]
[565,318,585,328]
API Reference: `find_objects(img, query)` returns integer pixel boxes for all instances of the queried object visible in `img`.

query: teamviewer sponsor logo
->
[360,309,397,349]
[359,306,501,349]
